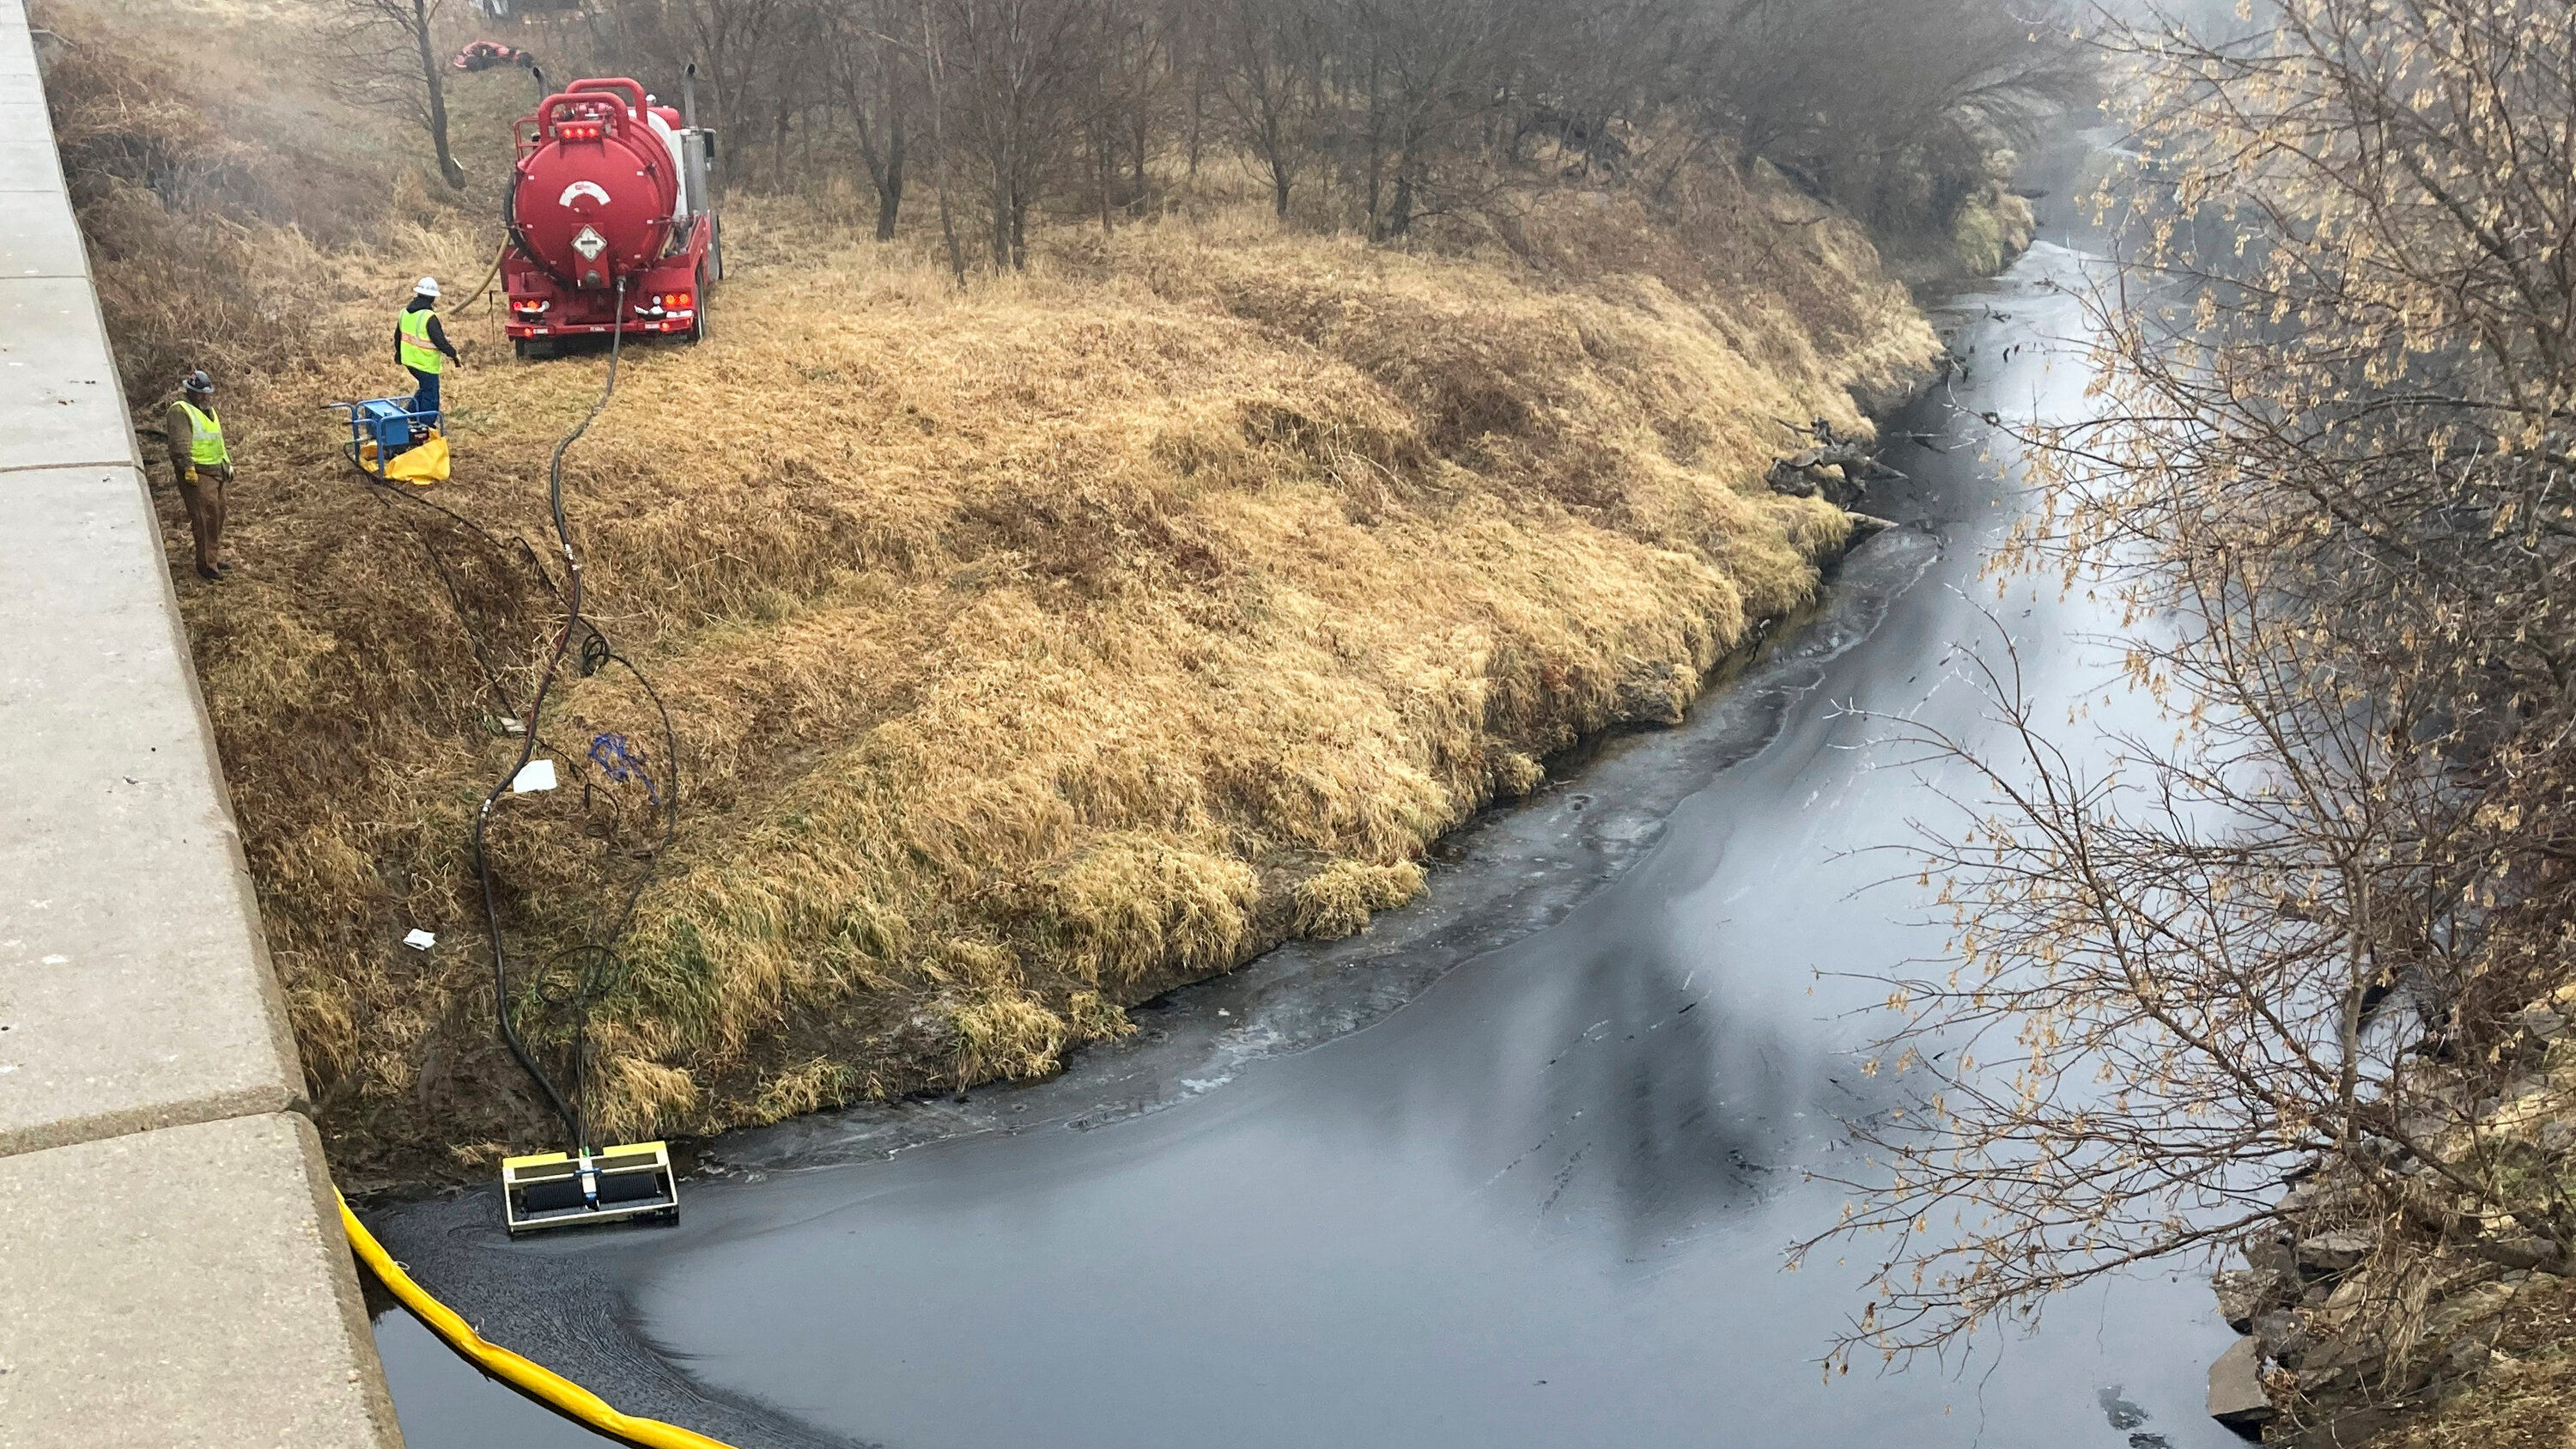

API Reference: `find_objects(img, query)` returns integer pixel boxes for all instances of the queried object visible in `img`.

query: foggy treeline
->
[485,0,2085,266]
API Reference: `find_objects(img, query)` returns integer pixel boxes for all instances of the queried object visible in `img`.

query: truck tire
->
[687,266,709,343]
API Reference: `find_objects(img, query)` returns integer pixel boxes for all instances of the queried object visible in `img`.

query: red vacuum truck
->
[502,73,720,359]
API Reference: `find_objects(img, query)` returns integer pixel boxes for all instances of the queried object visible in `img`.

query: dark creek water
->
[370,167,2240,1449]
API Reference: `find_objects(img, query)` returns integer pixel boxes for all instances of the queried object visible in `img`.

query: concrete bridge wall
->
[0,5,404,1442]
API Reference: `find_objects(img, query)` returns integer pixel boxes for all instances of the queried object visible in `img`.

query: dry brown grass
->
[34,0,531,394]
[2372,1277,2576,1449]
[43,3,1936,1172]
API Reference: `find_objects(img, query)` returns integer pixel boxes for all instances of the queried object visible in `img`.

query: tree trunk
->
[1387,135,1417,239]
[412,0,466,190]
[876,113,906,242]
[1129,109,1148,215]
[1186,69,1204,180]
[1363,51,1384,239]
[921,0,966,287]
[1092,117,1114,234]
[991,176,1012,271]
[1262,110,1291,220]
[854,94,906,241]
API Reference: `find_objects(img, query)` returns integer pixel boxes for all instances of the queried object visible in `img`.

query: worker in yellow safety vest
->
[396,275,461,429]
[161,369,233,581]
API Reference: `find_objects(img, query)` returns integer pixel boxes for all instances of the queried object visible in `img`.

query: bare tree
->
[311,0,469,190]
[669,0,796,196]
[1208,0,1321,218]
[921,0,969,283]
[935,0,1094,269]
[1296,0,1496,240]
[756,5,830,192]
[1801,0,2576,1396]
[829,0,916,240]
[1679,0,2082,230]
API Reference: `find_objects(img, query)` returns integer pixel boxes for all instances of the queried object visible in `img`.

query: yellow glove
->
[182,466,198,484]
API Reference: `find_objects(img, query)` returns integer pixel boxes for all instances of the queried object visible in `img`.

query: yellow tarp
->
[385,429,450,485]
[359,428,449,485]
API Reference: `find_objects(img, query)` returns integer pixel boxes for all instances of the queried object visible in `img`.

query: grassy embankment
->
[42,1,1938,1178]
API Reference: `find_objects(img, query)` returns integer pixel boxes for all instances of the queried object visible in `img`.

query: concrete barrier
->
[0,3,404,1442]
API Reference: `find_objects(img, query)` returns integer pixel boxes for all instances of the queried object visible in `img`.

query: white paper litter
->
[403,929,436,951]
[511,758,559,795]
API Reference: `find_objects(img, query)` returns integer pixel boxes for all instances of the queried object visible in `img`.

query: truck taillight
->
[559,123,604,141]
[654,292,692,308]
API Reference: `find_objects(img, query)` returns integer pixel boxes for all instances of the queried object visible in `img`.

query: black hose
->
[530,649,678,1144]
[464,278,671,1155]
[360,479,565,723]
[501,164,574,291]
[349,278,678,1159]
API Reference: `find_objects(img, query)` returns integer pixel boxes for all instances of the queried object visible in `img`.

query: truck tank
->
[503,76,715,354]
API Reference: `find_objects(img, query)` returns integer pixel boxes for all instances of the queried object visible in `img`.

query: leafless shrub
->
[1800,0,2576,1379]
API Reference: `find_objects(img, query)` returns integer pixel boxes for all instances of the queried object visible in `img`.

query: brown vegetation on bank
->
[2376,1277,2576,1449]
[40,3,1935,1175]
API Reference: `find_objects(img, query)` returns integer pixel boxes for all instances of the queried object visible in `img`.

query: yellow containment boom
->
[336,1190,742,1449]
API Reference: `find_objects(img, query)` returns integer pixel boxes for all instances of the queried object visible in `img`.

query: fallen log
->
[1765,419,1905,508]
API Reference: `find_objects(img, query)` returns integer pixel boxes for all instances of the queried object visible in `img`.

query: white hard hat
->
[414,276,441,298]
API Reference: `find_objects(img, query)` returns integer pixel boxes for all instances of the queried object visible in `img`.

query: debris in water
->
[2097,1386,2150,1430]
